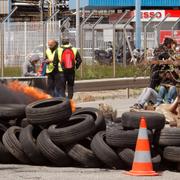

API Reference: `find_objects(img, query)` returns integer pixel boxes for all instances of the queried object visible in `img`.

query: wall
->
[0,0,9,15]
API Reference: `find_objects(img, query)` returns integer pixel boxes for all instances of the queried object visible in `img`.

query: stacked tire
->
[1,100,179,171]
[105,111,166,170]
[154,127,180,171]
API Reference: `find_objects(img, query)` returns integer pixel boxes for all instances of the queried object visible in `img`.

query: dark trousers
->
[64,71,75,99]
[47,70,65,97]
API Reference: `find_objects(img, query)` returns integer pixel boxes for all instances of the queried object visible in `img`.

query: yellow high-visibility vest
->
[46,48,63,74]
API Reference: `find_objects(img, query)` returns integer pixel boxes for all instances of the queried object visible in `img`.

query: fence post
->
[154,14,170,48]
[171,17,180,38]
[0,23,4,77]
[24,22,27,64]
[80,11,94,79]
[92,16,103,61]
[123,16,134,66]
[113,11,128,77]
[144,12,158,60]
[0,6,18,77]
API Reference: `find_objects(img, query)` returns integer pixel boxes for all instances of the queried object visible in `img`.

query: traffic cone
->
[126,117,158,176]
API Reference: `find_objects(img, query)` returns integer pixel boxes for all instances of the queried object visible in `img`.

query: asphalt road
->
[1,98,180,180]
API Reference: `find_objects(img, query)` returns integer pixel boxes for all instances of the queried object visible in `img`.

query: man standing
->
[58,36,82,99]
[46,39,64,97]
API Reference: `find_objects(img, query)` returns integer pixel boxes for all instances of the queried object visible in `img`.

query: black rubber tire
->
[37,129,72,166]
[2,126,31,164]
[118,148,161,170]
[0,104,26,120]
[21,118,29,128]
[65,143,103,168]
[121,112,165,130]
[48,114,95,145]
[72,107,106,133]
[163,146,180,162]
[26,98,72,126]
[90,131,123,169]
[0,124,16,163]
[19,125,48,165]
[106,126,153,148]
[154,128,180,146]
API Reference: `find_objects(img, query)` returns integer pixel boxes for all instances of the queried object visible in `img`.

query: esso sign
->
[133,10,165,22]
[141,11,162,19]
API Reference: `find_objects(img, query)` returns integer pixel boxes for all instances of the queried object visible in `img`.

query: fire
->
[7,81,52,100]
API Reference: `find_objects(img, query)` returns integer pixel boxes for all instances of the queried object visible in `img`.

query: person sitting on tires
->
[130,70,178,110]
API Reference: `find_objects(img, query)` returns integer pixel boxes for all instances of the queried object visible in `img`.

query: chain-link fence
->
[0,19,179,78]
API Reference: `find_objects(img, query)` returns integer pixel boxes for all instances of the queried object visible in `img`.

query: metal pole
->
[1,6,18,77]
[40,0,44,21]
[43,10,60,58]
[1,6,18,23]
[123,16,135,65]
[8,0,12,23]
[80,11,94,78]
[1,23,4,77]
[113,11,129,76]
[144,12,158,60]
[59,17,71,31]
[122,32,126,67]
[171,17,180,38]
[154,14,170,48]
[24,22,27,63]
[135,0,141,49]
[76,0,80,48]
[92,16,103,60]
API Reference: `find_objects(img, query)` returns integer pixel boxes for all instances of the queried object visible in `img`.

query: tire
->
[118,148,161,170]
[154,128,180,146]
[106,126,153,148]
[65,143,103,168]
[0,104,26,120]
[72,107,106,133]
[26,98,72,126]
[121,112,165,130]
[2,126,31,164]
[0,124,16,163]
[48,114,95,145]
[163,146,180,162]
[21,118,30,128]
[90,131,123,169]
[37,130,72,166]
[19,125,48,165]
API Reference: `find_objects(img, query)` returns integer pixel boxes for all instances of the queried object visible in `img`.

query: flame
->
[70,99,76,113]
[7,81,52,100]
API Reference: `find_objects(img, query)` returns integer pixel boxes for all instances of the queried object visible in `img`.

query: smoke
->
[0,82,35,104]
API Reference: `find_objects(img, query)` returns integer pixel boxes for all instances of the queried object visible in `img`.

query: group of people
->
[131,37,180,110]
[23,36,82,99]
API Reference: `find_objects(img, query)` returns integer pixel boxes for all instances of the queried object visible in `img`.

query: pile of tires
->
[0,100,178,171]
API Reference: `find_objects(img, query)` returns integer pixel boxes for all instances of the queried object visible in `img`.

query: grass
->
[0,64,150,79]
[75,64,150,80]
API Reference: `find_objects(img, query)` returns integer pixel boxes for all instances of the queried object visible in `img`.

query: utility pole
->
[76,0,80,48]
[135,0,141,49]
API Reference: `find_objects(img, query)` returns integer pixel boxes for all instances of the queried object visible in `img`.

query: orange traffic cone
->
[126,117,158,176]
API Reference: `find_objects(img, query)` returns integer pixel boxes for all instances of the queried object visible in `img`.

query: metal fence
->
[0,17,179,78]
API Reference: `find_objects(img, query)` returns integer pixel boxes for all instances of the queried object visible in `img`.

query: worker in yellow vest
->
[45,39,65,97]
[58,36,82,99]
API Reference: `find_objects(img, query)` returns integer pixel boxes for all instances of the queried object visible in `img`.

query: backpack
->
[61,47,75,70]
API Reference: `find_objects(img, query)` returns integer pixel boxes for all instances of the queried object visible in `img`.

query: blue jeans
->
[137,87,159,106]
[157,85,177,104]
